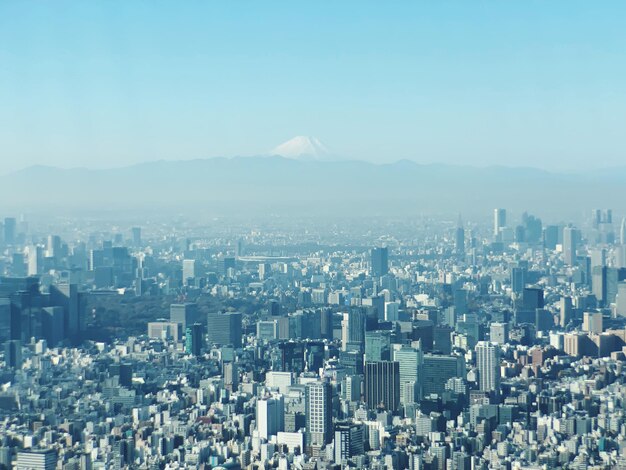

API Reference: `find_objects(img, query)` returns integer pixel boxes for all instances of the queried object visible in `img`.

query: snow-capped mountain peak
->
[270,136,332,160]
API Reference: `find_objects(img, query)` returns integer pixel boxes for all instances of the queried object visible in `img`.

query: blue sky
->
[1,1,625,173]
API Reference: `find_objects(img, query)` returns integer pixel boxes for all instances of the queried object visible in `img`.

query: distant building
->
[490,322,509,345]
[455,221,465,255]
[583,311,603,334]
[223,361,238,391]
[148,321,182,342]
[305,381,332,447]
[207,312,242,348]
[341,309,365,352]
[560,296,573,328]
[334,421,365,463]
[182,259,200,284]
[364,330,391,362]
[476,341,500,393]
[257,320,278,340]
[16,449,57,470]
[3,217,16,245]
[27,245,43,276]
[371,247,389,277]
[257,394,285,440]
[185,323,204,356]
[422,354,465,397]
[617,282,626,316]
[131,227,142,246]
[563,227,578,266]
[50,283,83,341]
[365,360,400,412]
[510,266,526,294]
[170,303,198,331]
[5,339,22,369]
[41,306,65,347]
[494,209,506,238]
[394,345,423,404]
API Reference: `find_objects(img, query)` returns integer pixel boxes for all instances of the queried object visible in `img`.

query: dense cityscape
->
[1,209,626,469]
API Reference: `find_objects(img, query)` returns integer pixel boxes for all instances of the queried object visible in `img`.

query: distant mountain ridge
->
[1,156,624,216]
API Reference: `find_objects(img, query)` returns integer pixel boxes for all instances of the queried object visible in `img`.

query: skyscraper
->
[475,341,500,393]
[27,245,43,276]
[364,330,391,362]
[393,345,423,405]
[560,296,573,328]
[185,323,204,356]
[0,298,10,344]
[3,217,16,245]
[422,354,465,396]
[5,339,22,369]
[341,309,365,352]
[170,303,198,331]
[371,247,389,277]
[592,265,608,304]
[47,235,62,259]
[334,422,365,463]
[522,287,544,310]
[455,216,465,255]
[257,394,285,440]
[563,227,578,266]
[305,381,332,447]
[223,361,239,391]
[592,209,602,227]
[182,259,200,284]
[365,361,400,412]
[16,450,57,470]
[384,301,400,321]
[131,227,142,247]
[41,306,65,347]
[510,266,526,294]
[207,311,242,348]
[493,209,506,238]
[543,224,559,250]
[617,282,626,316]
[50,283,83,341]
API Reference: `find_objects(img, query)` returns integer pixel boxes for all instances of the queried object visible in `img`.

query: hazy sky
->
[1,1,626,173]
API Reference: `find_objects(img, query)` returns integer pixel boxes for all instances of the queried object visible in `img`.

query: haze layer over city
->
[3,2,626,470]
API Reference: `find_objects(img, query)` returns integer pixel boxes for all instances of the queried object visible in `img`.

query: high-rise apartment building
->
[305,381,332,447]
[476,341,500,393]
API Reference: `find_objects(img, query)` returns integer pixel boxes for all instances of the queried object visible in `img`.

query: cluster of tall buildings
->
[3,209,626,468]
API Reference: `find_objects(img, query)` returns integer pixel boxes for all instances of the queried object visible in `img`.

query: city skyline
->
[3,2,626,469]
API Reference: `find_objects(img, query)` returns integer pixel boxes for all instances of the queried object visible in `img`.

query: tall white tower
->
[257,393,285,440]
[475,341,500,393]
[494,209,506,238]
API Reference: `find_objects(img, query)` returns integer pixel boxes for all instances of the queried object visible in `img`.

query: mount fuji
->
[269,136,337,161]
